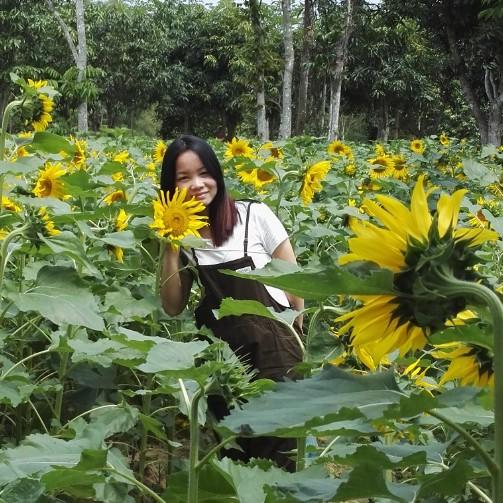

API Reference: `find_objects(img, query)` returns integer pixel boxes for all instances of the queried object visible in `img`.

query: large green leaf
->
[0,157,41,176]
[220,259,394,300]
[462,159,498,186]
[429,323,493,350]
[104,288,156,323]
[219,366,402,437]
[137,339,209,373]
[418,458,474,498]
[98,231,137,249]
[0,478,44,503]
[39,231,101,277]
[30,132,76,156]
[9,266,104,331]
[0,379,35,407]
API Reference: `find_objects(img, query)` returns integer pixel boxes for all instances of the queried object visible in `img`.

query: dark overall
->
[190,201,303,471]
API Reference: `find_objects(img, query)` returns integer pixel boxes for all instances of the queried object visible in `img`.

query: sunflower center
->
[164,209,189,235]
[40,179,53,197]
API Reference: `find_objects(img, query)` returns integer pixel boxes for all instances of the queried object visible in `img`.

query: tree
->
[46,0,89,132]
[278,0,294,138]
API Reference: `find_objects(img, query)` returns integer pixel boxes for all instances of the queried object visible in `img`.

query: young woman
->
[159,135,303,470]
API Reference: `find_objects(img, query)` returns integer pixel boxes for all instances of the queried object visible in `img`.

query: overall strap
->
[244,201,255,256]
[190,247,199,265]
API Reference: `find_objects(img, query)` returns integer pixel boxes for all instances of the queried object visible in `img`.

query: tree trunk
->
[327,0,354,141]
[488,102,502,146]
[46,0,88,132]
[394,108,400,139]
[257,73,269,141]
[75,0,88,132]
[295,0,314,135]
[320,80,327,131]
[278,0,294,139]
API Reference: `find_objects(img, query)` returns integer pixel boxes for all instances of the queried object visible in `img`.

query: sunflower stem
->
[0,223,29,298]
[435,273,502,502]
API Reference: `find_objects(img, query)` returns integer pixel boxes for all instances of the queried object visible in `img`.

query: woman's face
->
[175,150,218,209]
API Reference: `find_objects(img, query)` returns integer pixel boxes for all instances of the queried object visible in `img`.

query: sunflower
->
[368,155,394,179]
[112,171,124,182]
[374,143,386,156]
[344,163,356,176]
[439,133,450,146]
[33,162,67,199]
[150,187,208,242]
[2,196,21,212]
[432,343,494,387]
[299,160,331,205]
[238,167,276,190]
[390,156,408,181]
[327,140,353,159]
[260,142,284,160]
[103,190,127,205]
[72,138,87,169]
[336,175,499,363]
[402,359,436,391]
[113,150,130,164]
[39,208,60,236]
[31,94,54,132]
[410,139,425,155]
[224,138,254,159]
[115,208,129,231]
[153,140,167,164]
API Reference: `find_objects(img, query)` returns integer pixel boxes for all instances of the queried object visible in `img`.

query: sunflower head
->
[153,140,167,164]
[224,138,254,159]
[410,139,425,154]
[327,140,353,158]
[113,150,130,164]
[103,190,127,205]
[300,160,331,205]
[150,187,208,243]
[2,196,22,213]
[115,208,129,231]
[33,162,67,199]
[439,133,450,146]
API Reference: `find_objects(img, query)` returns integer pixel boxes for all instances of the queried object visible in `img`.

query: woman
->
[159,135,303,470]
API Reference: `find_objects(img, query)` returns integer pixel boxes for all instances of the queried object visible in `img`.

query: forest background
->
[1,0,502,147]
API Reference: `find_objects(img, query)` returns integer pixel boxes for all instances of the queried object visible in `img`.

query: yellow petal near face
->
[410,175,432,240]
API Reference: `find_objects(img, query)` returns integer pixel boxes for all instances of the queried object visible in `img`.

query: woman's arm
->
[160,244,193,316]
[272,238,304,329]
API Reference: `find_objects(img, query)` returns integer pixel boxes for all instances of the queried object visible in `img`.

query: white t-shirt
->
[187,201,290,307]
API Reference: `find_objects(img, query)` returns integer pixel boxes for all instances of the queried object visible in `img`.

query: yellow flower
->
[153,140,167,164]
[17,131,33,139]
[299,160,331,205]
[112,171,124,182]
[115,208,129,231]
[327,140,353,158]
[260,141,284,160]
[31,94,54,132]
[403,359,436,391]
[224,138,254,159]
[0,229,7,240]
[237,167,276,190]
[112,246,124,263]
[374,143,386,156]
[150,187,208,241]
[368,155,394,179]
[410,139,425,154]
[432,343,494,387]
[27,79,47,90]
[39,207,60,236]
[146,161,157,171]
[344,163,356,176]
[2,196,21,212]
[336,175,499,364]
[103,190,127,205]
[33,162,67,199]
[72,138,87,169]
[439,133,450,146]
[390,156,408,180]
[113,150,130,164]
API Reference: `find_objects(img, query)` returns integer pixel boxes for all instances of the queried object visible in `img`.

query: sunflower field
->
[2,78,503,503]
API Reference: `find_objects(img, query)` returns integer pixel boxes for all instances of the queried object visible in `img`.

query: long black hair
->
[160,135,238,246]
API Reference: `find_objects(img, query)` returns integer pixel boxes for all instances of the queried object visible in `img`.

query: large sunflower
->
[150,187,208,241]
[336,175,498,365]
[300,160,331,205]
[237,167,276,190]
[224,138,254,159]
[368,155,394,179]
[33,162,67,199]
[103,190,127,205]
[2,196,21,213]
[72,138,87,169]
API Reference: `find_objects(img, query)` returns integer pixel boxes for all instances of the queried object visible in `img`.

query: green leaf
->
[9,266,104,331]
[462,159,498,186]
[418,458,474,498]
[220,259,394,300]
[0,379,35,407]
[0,157,41,176]
[0,478,44,503]
[418,404,494,427]
[219,366,402,437]
[216,298,299,325]
[429,323,493,350]
[39,231,101,277]
[98,231,137,249]
[137,340,209,373]
[88,404,139,438]
[30,132,76,156]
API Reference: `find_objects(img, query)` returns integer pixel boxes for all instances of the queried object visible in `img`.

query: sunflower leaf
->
[220,259,394,300]
[30,132,76,156]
